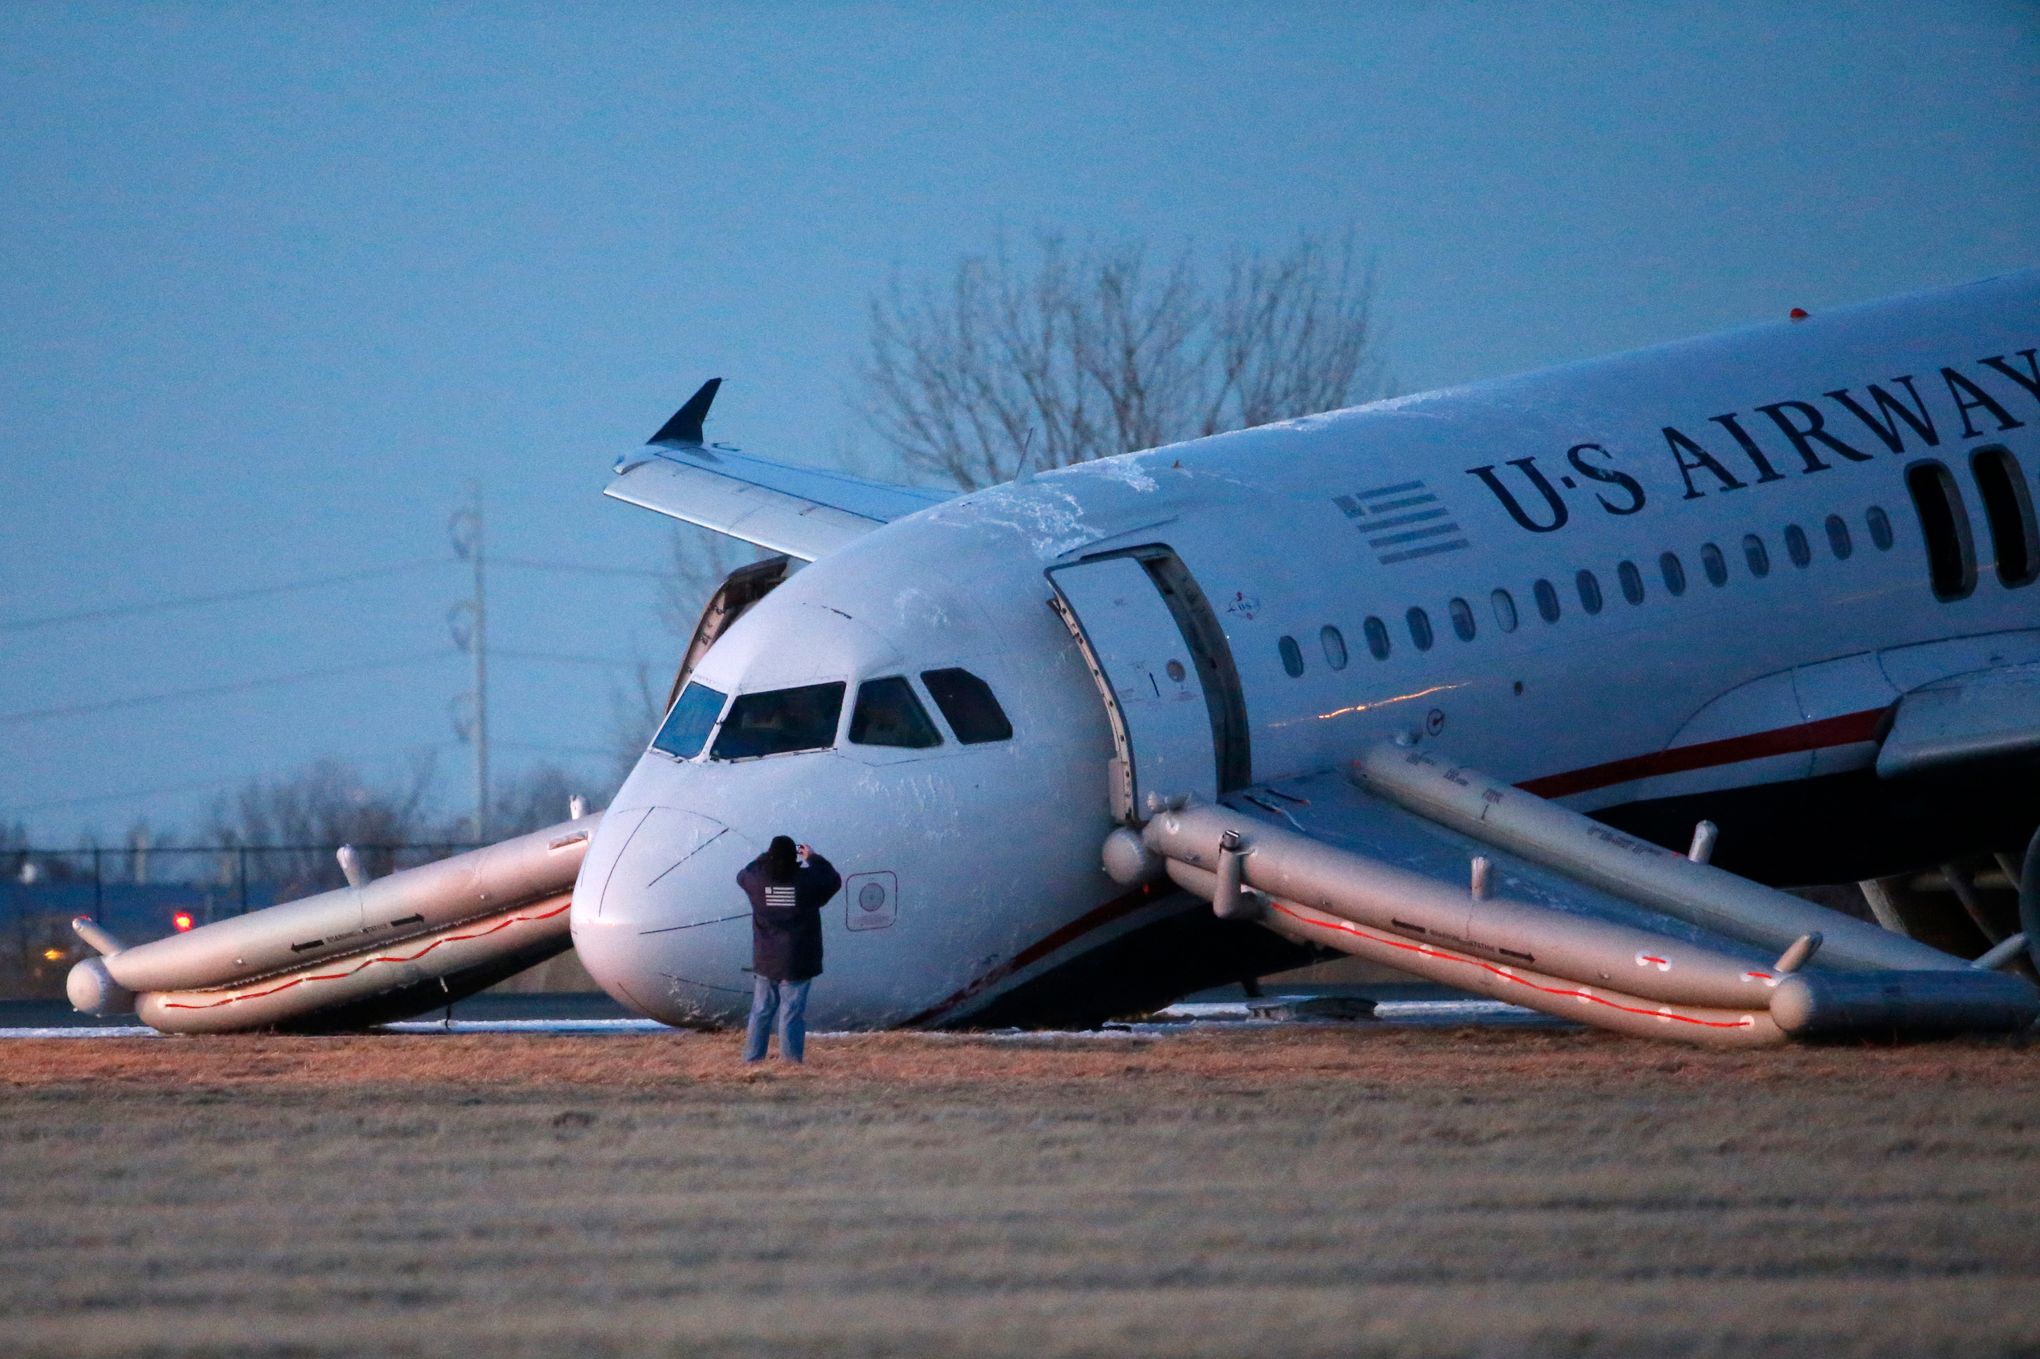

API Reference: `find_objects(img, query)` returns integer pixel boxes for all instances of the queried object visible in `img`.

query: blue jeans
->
[743,975,812,1062]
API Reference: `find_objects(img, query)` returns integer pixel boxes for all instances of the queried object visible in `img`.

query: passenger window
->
[1364,616,1392,659]
[710,682,845,760]
[849,677,942,749]
[652,682,727,760]
[1743,534,1770,578]
[1659,551,1687,596]
[1866,505,1894,551]
[1969,446,2038,586]
[1576,570,1603,615]
[1617,560,1644,605]
[1825,514,1853,560]
[1320,626,1348,670]
[1449,597,1476,641]
[1407,607,1434,651]
[1278,636,1304,677]
[920,668,1014,742]
[1490,589,1518,633]
[1784,524,1812,567]
[1904,460,1976,601]
[1700,543,1728,586]
[1533,579,1560,623]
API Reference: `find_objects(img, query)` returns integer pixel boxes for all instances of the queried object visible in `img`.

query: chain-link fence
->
[0,843,478,1001]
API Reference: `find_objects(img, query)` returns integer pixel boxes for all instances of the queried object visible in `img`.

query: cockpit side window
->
[709,682,846,760]
[651,682,727,760]
[849,677,943,749]
[920,668,1013,744]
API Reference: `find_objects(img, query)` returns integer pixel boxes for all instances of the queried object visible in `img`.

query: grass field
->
[3,1024,2037,1358]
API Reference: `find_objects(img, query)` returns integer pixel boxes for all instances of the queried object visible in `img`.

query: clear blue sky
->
[3,2,2036,844]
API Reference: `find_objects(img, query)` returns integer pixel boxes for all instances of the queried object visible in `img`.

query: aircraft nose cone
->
[571,806,760,1025]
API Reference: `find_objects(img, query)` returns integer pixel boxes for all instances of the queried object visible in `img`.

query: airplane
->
[68,269,2040,1046]
[569,266,2040,1043]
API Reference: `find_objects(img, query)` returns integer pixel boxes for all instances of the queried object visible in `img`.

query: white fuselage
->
[571,272,2040,1029]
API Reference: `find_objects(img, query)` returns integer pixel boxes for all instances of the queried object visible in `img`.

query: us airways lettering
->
[1466,444,1646,534]
[1660,350,2037,501]
[1466,349,2039,531]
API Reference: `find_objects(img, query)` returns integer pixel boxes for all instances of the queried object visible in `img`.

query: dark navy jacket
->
[737,851,842,982]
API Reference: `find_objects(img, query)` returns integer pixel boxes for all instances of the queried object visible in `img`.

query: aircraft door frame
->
[1047,547,1251,824]
[665,554,793,712]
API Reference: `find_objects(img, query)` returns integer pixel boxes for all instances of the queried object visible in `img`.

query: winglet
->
[650,378,722,447]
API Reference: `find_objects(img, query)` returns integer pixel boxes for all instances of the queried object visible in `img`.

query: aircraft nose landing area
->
[2,1026,2036,1358]
[571,806,759,1026]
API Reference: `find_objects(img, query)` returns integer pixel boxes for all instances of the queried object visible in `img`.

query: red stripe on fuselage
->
[1517,706,1888,800]
[903,886,1163,1027]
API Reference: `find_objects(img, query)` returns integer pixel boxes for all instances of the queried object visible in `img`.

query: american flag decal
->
[1333,480,1469,564]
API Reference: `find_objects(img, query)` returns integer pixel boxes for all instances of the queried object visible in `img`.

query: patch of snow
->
[0,1025,160,1039]
[1092,456,1160,493]
[380,1018,670,1034]
[940,484,1095,557]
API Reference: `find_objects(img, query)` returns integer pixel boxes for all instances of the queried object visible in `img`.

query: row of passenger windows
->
[1275,506,1897,676]
[1908,448,2038,600]
[652,667,1012,761]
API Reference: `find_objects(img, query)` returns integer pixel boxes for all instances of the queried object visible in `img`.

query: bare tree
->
[607,655,668,787]
[207,756,446,892]
[861,230,1386,490]
[489,763,587,837]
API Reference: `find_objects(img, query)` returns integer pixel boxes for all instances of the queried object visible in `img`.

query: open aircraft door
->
[1047,549,1249,825]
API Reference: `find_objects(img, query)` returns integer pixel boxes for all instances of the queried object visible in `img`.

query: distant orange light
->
[42,948,64,962]
[172,911,195,932]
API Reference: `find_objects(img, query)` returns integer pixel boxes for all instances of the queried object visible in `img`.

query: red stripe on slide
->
[159,899,573,1011]
[1517,706,1888,800]
[1265,899,1757,1029]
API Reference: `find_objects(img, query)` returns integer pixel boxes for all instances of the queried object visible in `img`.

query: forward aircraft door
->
[1047,550,1248,824]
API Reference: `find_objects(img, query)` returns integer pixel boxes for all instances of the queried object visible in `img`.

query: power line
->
[0,651,456,727]
[1,734,614,816]
[494,555,669,581]
[493,647,640,670]
[0,558,446,635]
[0,743,463,815]
[1,772,263,815]
[496,739,621,758]
[0,551,667,639]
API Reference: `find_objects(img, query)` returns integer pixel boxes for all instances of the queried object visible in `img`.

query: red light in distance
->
[172,911,195,932]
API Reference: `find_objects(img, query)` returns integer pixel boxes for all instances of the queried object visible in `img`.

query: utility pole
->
[449,485,490,843]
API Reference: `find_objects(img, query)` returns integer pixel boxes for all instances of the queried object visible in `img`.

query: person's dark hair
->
[767,835,798,882]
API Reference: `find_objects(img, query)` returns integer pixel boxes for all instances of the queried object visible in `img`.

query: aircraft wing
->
[605,379,953,560]
[1876,662,2040,778]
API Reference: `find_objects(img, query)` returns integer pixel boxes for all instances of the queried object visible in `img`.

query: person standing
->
[737,835,842,1063]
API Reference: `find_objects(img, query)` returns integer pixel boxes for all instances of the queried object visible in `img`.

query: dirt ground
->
[3,1025,2037,1359]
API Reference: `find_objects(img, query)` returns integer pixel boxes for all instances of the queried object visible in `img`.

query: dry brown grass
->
[3,1026,2038,1358]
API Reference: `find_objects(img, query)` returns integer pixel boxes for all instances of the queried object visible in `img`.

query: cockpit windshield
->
[710,681,846,760]
[652,682,727,759]
[849,677,942,748]
[920,668,1013,743]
